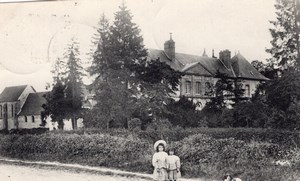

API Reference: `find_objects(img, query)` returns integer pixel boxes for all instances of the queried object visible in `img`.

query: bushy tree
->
[251,60,279,80]
[165,96,204,128]
[42,81,67,130]
[266,0,300,69]
[203,72,245,112]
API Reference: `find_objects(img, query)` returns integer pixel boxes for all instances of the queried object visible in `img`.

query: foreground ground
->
[0,158,202,181]
[0,161,149,181]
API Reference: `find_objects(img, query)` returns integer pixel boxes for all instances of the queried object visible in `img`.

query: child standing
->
[152,140,168,181]
[166,148,181,181]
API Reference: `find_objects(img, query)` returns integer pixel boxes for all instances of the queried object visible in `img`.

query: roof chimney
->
[219,49,232,69]
[212,49,216,58]
[202,49,208,57]
[164,33,175,61]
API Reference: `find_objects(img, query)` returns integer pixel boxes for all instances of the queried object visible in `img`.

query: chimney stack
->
[164,33,175,61]
[219,49,231,69]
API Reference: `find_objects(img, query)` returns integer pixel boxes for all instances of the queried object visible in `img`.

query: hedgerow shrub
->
[0,133,153,173]
[1,128,299,180]
[49,128,300,148]
[170,133,296,180]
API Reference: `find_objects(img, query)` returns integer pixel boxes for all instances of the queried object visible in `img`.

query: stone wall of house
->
[18,115,42,129]
[242,79,261,98]
[177,74,262,109]
[180,75,218,98]
[1,102,18,130]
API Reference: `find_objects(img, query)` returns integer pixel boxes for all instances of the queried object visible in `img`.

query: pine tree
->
[88,4,148,128]
[87,3,182,129]
[63,38,84,130]
[43,39,84,130]
[89,14,111,81]
[266,0,300,69]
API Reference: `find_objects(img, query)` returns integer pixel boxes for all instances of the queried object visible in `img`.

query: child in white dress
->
[152,140,168,181]
[166,148,181,181]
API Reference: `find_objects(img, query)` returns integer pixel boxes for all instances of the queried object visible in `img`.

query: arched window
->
[185,81,191,94]
[32,115,35,123]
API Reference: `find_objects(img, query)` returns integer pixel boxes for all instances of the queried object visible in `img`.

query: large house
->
[148,37,268,108]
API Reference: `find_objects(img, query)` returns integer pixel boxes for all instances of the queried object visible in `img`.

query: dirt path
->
[0,158,206,181]
[0,161,148,181]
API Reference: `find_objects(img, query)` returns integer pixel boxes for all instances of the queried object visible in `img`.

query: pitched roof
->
[148,49,268,81]
[0,85,29,102]
[18,92,48,116]
[231,54,269,81]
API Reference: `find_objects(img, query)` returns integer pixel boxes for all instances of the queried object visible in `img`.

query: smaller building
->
[18,92,49,129]
[0,85,36,130]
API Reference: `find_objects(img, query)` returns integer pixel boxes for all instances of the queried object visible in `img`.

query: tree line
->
[42,0,300,130]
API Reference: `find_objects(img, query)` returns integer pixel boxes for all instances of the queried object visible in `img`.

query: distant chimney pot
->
[202,49,208,57]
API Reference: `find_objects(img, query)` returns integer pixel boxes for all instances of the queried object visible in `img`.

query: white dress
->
[152,151,168,181]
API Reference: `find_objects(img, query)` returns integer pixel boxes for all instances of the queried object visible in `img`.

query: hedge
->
[50,128,300,148]
[0,133,153,173]
[0,131,299,180]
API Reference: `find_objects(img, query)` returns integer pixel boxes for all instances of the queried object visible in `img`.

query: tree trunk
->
[58,119,64,130]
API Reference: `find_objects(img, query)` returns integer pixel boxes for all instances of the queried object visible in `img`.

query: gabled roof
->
[0,85,30,102]
[148,49,268,81]
[231,54,269,81]
[18,92,48,116]
[147,49,184,70]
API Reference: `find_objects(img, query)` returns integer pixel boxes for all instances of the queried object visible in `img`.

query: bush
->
[171,133,295,180]
[128,118,142,131]
[0,133,153,173]
[1,128,299,180]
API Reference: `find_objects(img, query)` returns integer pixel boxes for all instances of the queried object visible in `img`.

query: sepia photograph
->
[0,0,299,180]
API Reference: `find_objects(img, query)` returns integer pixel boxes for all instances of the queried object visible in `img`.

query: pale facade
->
[0,85,36,130]
[148,37,268,108]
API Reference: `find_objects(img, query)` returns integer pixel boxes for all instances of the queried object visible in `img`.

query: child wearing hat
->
[166,148,181,181]
[152,140,168,181]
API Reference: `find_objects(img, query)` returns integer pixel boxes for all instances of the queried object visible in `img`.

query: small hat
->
[154,140,167,150]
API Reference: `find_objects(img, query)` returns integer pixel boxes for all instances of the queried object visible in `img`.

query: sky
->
[0,0,276,92]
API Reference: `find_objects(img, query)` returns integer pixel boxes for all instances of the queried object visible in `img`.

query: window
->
[25,116,27,122]
[245,84,250,97]
[195,82,201,95]
[11,104,13,117]
[185,81,191,94]
[204,82,214,96]
[32,115,35,123]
